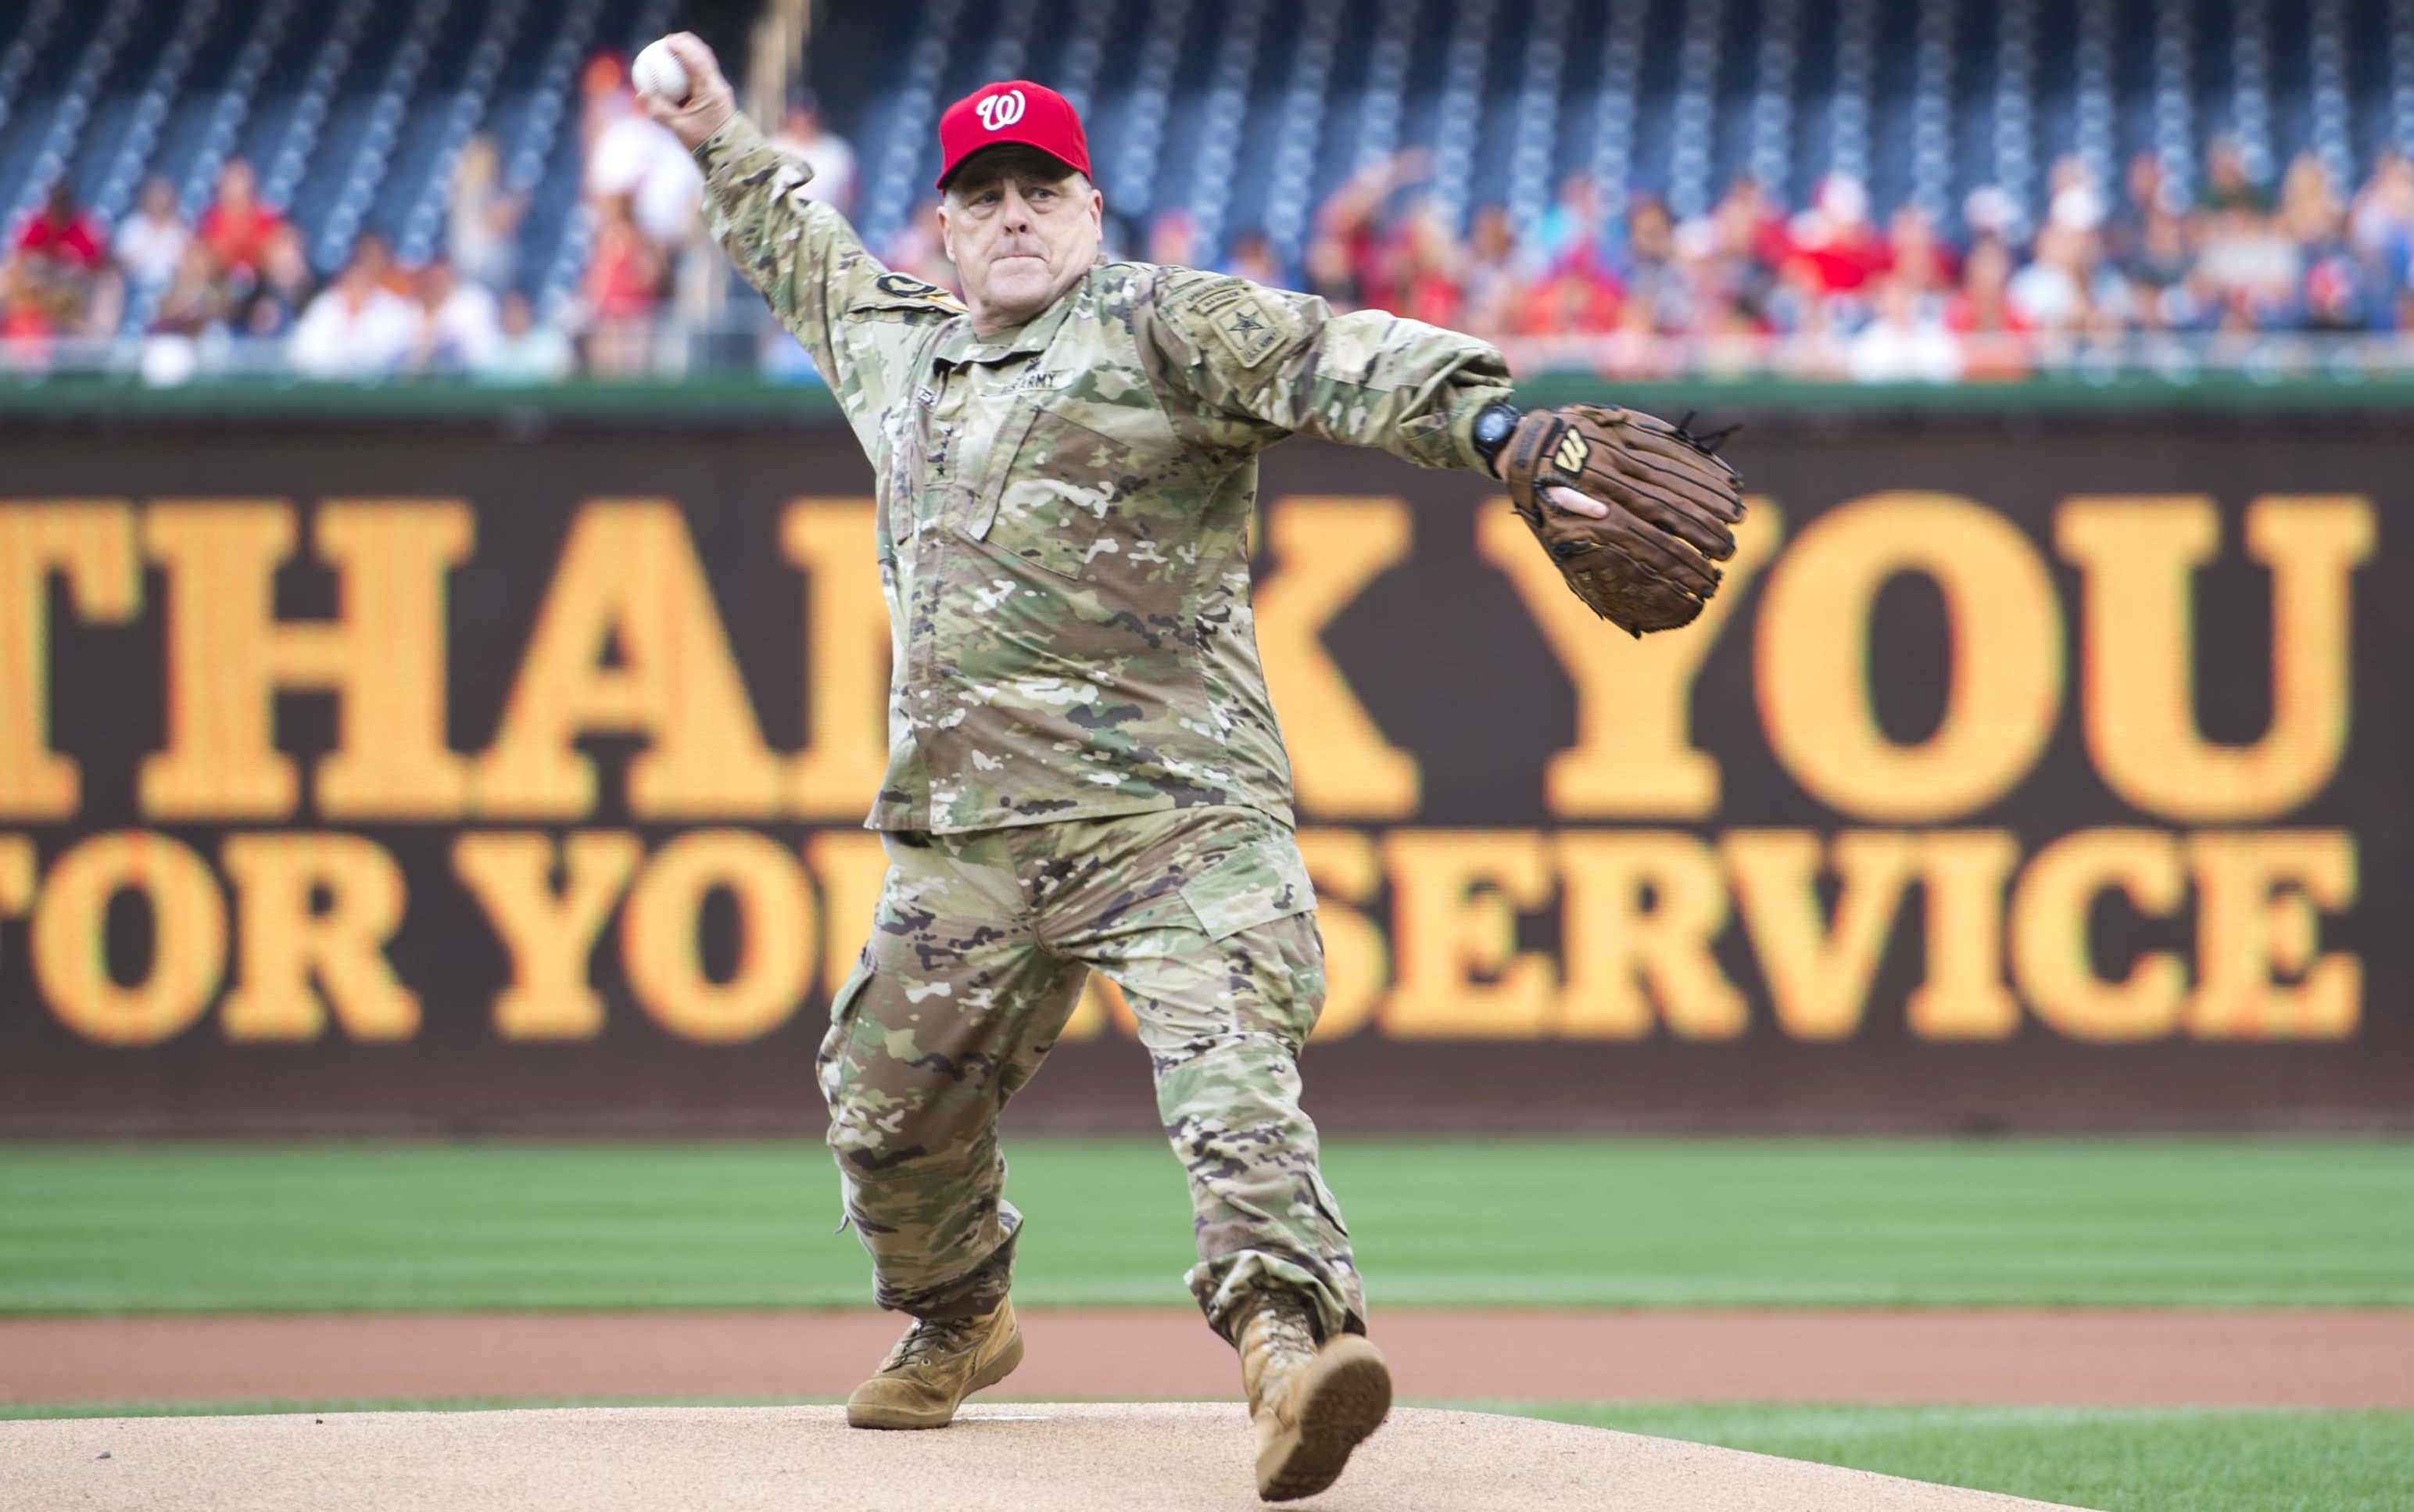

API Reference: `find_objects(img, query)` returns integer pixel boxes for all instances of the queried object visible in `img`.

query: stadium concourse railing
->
[8,353,2414,426]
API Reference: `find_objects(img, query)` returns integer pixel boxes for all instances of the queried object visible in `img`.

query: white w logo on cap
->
[976,88,1027,131]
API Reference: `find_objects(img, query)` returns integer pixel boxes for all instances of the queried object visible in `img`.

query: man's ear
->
[935,202,956,267]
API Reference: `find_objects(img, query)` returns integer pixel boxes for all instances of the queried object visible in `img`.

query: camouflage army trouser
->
[818,805,1365,1344]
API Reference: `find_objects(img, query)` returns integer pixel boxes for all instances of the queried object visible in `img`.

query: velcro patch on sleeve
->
[1169,278,1295,369]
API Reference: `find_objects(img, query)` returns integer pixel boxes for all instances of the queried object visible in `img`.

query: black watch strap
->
[1469,401,1523,475]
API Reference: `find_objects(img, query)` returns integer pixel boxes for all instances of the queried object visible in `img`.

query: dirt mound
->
[4,1403,2084,1510]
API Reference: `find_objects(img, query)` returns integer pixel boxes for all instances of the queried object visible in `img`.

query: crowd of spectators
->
[0,148,574,383]
[6,57,2412,388]
[876,137,2414,383]
[0,50,865,384]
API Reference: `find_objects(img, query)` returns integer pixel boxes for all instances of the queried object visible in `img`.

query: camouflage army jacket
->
[697,115,1514,833]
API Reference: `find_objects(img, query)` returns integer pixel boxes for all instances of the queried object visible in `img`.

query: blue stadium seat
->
[6,0,2414,357]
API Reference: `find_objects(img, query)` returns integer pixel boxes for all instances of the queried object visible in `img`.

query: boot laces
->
[887,1313,985,1372]
[1243,1299,1320,1368]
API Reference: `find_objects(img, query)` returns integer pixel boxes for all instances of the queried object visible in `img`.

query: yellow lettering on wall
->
[2058,496,2375,822]
[1907,830,2022,1039]
[1555,831,1744,1039]
[31,831,225,1046]
[1481,500,1783,819]
[220,834,419,1041]
[1380,829,1555,1037]
[452,831,641,1041]
[0,834,31,915]
[1252,498,1420,819]
[621,829,814,1043]
[1724,829,1918,1040]
[1757,493,2062,821]
[2010,828,2187,1042]
[783,501,893,819]
[478,502,784,819]
[0,503,140,819]
[1297,827,1388,1041]
[1064,971,1138,1040]
[2186,830,2359,1040]
[0,832,28,1022]
[0,833,27,1000]
[141,502,473,820]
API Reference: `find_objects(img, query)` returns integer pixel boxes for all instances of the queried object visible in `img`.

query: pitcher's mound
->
[5,1403,2088,1510]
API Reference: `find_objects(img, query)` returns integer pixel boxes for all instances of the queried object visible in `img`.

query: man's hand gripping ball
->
[636,33,736,151]
[1495,405,1746,636]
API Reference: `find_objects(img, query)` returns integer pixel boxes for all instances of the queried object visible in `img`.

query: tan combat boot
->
[844,1296,1024,1429]
[1235,1290,1392,1502]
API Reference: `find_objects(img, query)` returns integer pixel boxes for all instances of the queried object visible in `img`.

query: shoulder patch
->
[874,272,950,300]
[1166,278,1294,368]
[854,271,965,314]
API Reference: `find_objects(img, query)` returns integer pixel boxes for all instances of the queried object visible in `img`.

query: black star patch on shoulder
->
[1170,278,1290,368]
[1219,306,1283,366]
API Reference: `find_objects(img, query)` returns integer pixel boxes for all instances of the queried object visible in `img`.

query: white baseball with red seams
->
[632,39,690,104]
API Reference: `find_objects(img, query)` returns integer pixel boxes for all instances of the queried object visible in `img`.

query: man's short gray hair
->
[943,144,1095,203]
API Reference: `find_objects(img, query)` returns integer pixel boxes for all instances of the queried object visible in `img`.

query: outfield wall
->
[0,398,2403,1134]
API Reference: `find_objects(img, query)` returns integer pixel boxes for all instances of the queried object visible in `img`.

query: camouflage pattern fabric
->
[694,110,1512,1341]
[819,806,1365,1343]
[696,113,1515,835]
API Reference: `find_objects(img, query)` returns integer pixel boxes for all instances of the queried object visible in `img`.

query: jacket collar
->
[931,272,1088,369]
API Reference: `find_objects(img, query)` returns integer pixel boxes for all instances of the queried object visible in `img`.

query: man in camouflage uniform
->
[646,39,1530,1501]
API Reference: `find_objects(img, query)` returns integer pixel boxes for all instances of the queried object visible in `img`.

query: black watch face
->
[1475,407,1517,450]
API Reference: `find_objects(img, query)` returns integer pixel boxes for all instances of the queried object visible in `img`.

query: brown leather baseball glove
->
[1495,404,1746,636]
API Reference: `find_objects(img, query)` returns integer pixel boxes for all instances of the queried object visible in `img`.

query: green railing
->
[6,369,2414,423]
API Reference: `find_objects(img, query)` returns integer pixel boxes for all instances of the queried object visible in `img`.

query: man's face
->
[938,147,1102,332]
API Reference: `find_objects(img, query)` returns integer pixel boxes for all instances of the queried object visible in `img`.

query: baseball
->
[631,38,690,103]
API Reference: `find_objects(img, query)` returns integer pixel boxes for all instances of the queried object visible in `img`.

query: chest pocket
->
[966,401,1133,579]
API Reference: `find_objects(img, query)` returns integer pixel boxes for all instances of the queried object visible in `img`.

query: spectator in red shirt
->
[17,181,107,274]
[582,193,663,375]
[1947,236,2035,380]
[1517,262,1621,335]
[197,159,287,280]
[1,253,65,371]
[1789,173,1893,294]
[1305,148,1431,312]
[1391,199,1465,328]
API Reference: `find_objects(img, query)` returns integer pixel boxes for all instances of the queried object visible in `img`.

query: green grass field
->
[3,1137,2408,1313]
[1525,1403,2414,1512]
[5,1138,2409,1510]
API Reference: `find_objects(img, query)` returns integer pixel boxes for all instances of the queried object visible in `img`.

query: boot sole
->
[1255,1337,1393,1502]
[845,1330,1025,1430]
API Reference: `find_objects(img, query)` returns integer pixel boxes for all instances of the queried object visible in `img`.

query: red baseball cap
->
[935,81,1091,189]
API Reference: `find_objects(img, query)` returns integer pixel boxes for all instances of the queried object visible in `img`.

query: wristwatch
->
[1470,401,1523,477]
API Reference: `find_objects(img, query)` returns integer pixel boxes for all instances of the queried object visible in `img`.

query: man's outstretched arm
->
[644,34,954,418]
[1138,268,1745,637]
[1138,269,1516,475]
